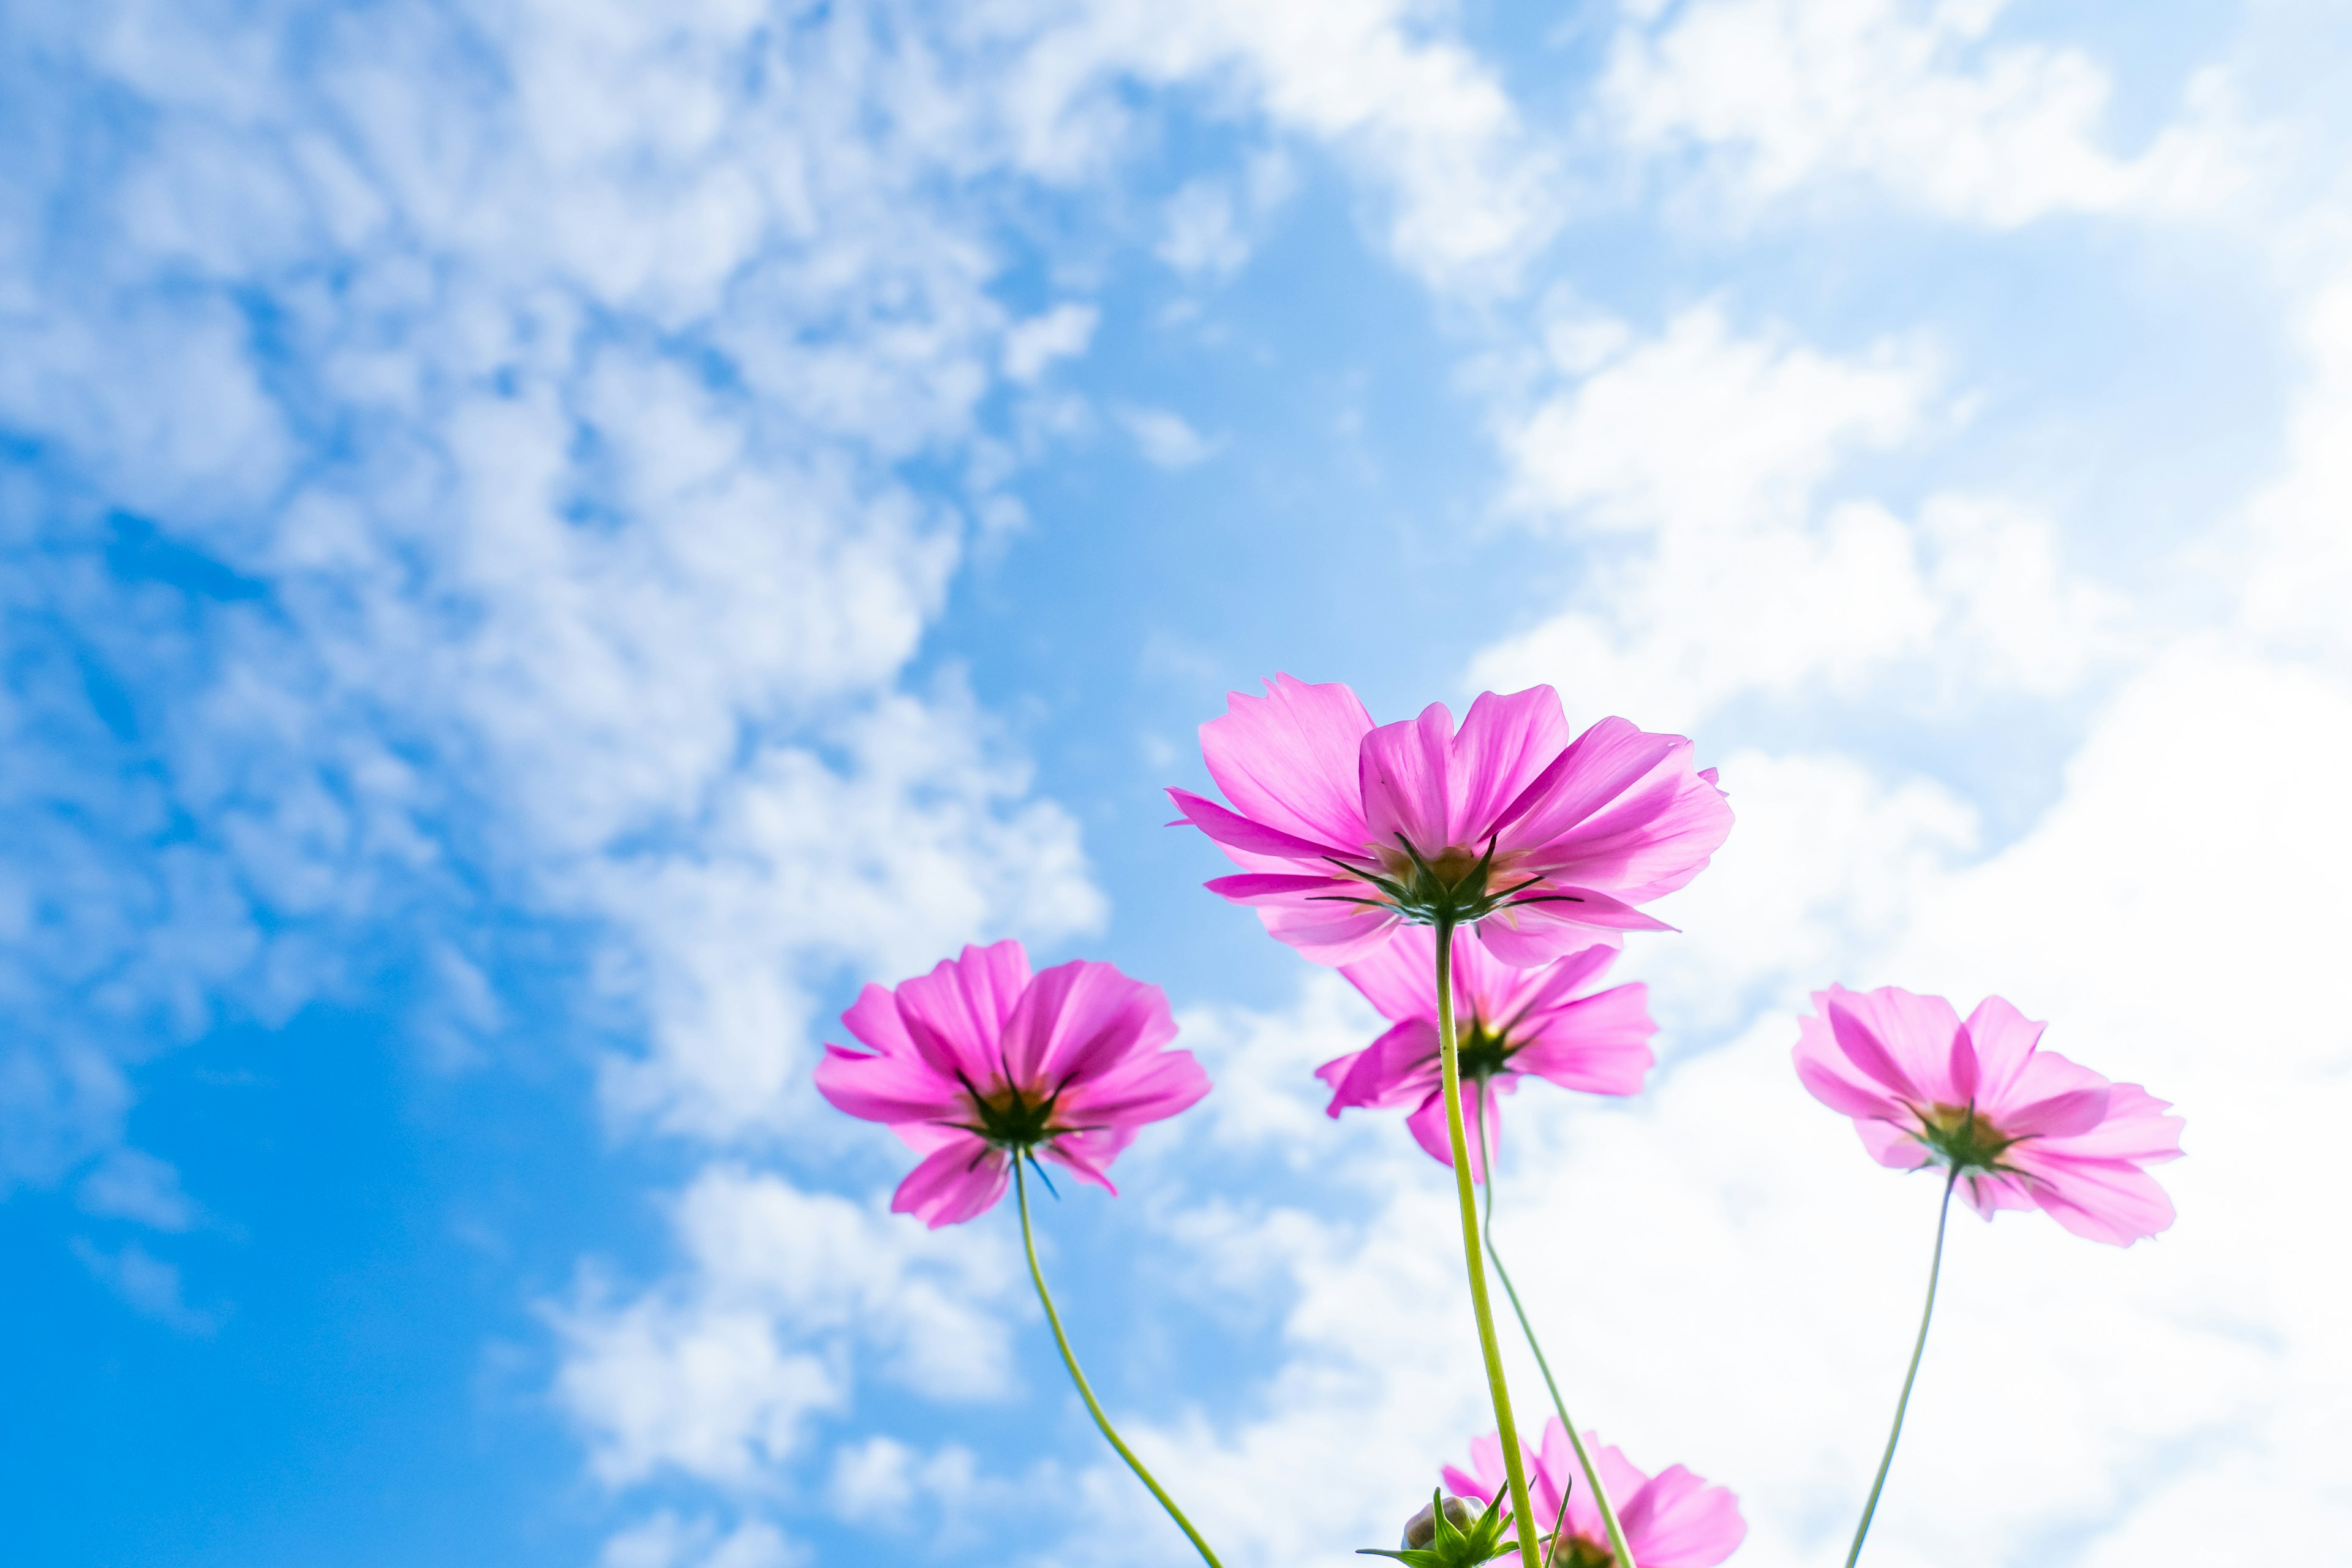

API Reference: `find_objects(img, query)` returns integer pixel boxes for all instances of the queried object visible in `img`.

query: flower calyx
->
[1321,834,1572,932]
[1910,1100,2017,1174]
[1360,1488,1518,1567]
[954,1075,1065,1153]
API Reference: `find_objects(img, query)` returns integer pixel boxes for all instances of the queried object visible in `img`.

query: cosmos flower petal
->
[1960,993,2046,1102]
[2034,1082,2184,1162]
[1000,959,1175,1087]
[1404,1079,1499,1182]
[2005,1151,2178,1244]
[1202,871,1346,901]
[892,941,1034,1085]
[2003,1085,2113,1139]
[1359,703,1458,856]
[1509,982,1656,1096]
[1447,685,1574,842]
[1199,673,1377,849]
[1057,1047,1212,1128]
[1825,989,1932,1101]
[892,1138,1011,1229]
[1854,1115,1936,1169]
[812,1043,968,1125]
[1256,893,1404,964]
[1169,786,1352,861]
[1621,1464,1748,1567]
[1336,925,1444,1022]
[1472,893,1671,969]
[1317,1018,1443,1114]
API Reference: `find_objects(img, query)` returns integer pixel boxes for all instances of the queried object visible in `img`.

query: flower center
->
[1558,1538,1615,1568]
[962,1081,1061,1151]
[1910,1102,2016,1172]
[1457,1017,1516,1082]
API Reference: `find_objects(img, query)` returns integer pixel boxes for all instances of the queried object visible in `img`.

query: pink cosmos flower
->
[1444,1417,1747,1568]
[1793,984,2184,1245]
[814,941,1210,1228]
[1314,926,1656,1182]
[1169,676,1730,968]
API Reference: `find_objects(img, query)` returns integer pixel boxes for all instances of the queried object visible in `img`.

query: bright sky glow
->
[4,2,2348,1565]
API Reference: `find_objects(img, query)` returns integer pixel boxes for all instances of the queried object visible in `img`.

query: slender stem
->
[1014,1159,1223,1568]
[1476,1104,1640,1568]
[1845,1165,1962,1568]
[1433,916,1545,1568]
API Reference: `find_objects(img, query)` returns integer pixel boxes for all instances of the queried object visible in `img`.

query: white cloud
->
[600,1511,802,1568]
[1115,404,1224,470]
[1158,181,1251,278]
[2239,274,2352,668]
[70,1237,216,1333]
[989,0,1558,288]
[1599,0,2250,227]
[1005,303,1102,382]
[1476,305,2124,729]
[553,1166,1018,1488]
[75,1147,198,1231]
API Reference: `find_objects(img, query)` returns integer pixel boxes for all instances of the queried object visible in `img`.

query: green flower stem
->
[1433,916,1545,1568]
[1474,1106,1640,1568]
[1845,1164,1962,1567]
[1014,1159,1223,1568]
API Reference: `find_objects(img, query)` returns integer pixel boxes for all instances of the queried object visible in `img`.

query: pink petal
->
[1447,687,1574,843]
[1441,1462,1496,1506]
[1199,673,1377,851]
[999,959,1175,1088]
[840,981,921,1058]
[1825,993,1925,1100]
[1319,1019,1442,1113]
[1509,982,1656,1096]
[2034,1081,2184,1163]
[1621,1464,1746,1568]
[1959,994,2046,1103]
[1256,890,1405,965]
[1338,924,1443,1022]
[1795,1050,1903,1121]
[1470,892,1670,970]
[1057,1046,1212,1130]
[1496,717,1676,846]
[1494,938,1623,1018]
[1039,1128,1135,1195]
[1202,871,1348,900]
[1494,720,1732,901]
[1853,1116,1934,1169]
[2008,1148,2178,1244]
[892,941,1033,1088]
[1167,786,1351,862]
[812,1043,965,1125]
[1359,703,1458,858]
[1404,1079,1499,1180]
[891,1138,1011,1227]
[1958,1167,2041,1218]
[2001,1085,2112,1140]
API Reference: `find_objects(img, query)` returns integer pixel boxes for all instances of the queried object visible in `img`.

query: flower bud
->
[1400,1494,1484,1550]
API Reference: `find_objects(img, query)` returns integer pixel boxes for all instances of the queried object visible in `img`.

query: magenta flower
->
[814,941,1210,1228]
[1444,1418,1747,1568]
[1794,984,2184,1245]
[1314,926,1656,1181]
[1169,676,1730,968]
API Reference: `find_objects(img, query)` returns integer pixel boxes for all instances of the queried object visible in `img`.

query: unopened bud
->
[1401,1494,1484,1550]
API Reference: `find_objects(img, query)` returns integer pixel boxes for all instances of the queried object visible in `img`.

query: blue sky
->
[5,2,2350,1565]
